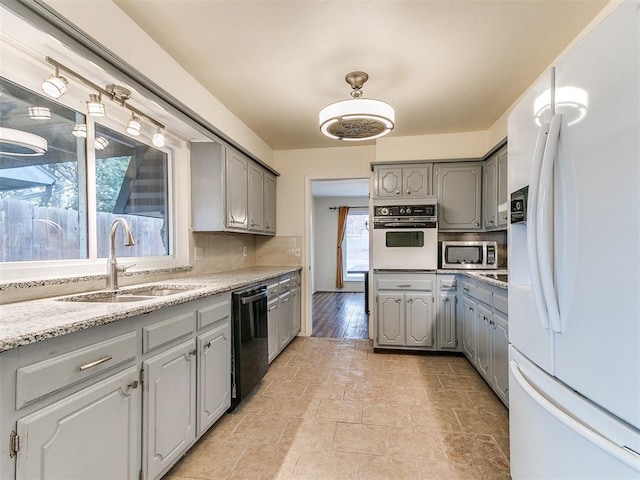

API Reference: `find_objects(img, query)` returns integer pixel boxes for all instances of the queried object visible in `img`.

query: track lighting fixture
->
[126,114,141,136]
[94,136,109,150]
[27,106,51,120]
[152,128,165,148]
[72,123,87,138]
[41,67,68,98]
[86,94,106,117]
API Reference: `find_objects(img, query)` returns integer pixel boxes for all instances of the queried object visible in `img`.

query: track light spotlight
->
[42,68,68,98]
[86,94,106,117]
[126,114,142,136]
[152,128,165,147]
[94,136,109,150]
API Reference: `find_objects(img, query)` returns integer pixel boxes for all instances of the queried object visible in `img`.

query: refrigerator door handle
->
[510,360,640,472]
[536,114,563,333]
[527,122,551,329]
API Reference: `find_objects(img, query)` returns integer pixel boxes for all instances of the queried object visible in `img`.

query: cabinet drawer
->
[290,273,301,288]
[267,281,279,301]
[16,331,137,409]
[438,277,457,291]
[461,281,476,298]
[279,277,291,292]
[376,277,434,291]
[493,293,508,315]
[197,296,231,330]
[143,312,195,353]
[477,286,493,306]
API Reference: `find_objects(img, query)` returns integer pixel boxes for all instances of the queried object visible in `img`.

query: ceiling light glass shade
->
[126,115,141,136]
[27,106,52,120]
[319,98,395,141]
[42,73,68,98]
[94,136,109,150]
[152,129,165,147]
[72,123,87,138]
[86,94,106,117]
[0,127,47,156]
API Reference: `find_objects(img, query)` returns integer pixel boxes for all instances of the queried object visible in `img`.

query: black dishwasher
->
[230,284,268,410]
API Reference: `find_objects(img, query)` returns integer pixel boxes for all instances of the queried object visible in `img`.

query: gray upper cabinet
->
[435,162,482,231]
[191,142,276,235]
[483,144,508,230]
[374,164,432,199]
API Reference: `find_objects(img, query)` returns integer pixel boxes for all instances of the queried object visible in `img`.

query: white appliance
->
[507,2,640,478]
[441,240,498,270]
[372,197,438,270]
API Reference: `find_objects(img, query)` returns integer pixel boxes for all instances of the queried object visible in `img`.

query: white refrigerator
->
[507,2,640,478]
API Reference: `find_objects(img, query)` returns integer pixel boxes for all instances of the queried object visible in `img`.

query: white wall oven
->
[372,198,438,270]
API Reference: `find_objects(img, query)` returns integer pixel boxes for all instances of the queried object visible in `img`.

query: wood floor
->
[312,292,368,339]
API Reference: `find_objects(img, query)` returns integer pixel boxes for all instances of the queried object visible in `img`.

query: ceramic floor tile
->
[227,444,297,480]
[441,432,510,469]
[493,435,510,460]
[332,422,388,455]
[384,385,429,405]
[355,454,419,480]
[425,390,477,410]
[278,418,337,453]
[344,383,387,402]
[437,374,489,392]
[168,440,246,479]
[455,409,510,436]
[387,426,445,461]
[200,412,244,443]
[478,466,513,480]
[303,381,347,400]
[326,368,367,383]
[408,405,463,432]
[292,450,357,480]
[315,398,364,423]
[362,401,412,427]
[416,459,484,480]
[227,415,291,445]
[259,380,310,398]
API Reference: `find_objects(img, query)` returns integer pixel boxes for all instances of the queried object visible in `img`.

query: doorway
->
[308,178,370,339]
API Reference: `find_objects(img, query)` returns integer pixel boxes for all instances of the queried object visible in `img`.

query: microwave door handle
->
[382,222,428,228]
[527,122,551,330]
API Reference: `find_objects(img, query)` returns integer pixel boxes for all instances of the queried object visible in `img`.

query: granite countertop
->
[0,266,300,353]
[438,269,508,289]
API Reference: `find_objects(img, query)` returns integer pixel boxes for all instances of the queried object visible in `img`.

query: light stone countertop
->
[0,266,300,353]
[437,269,509,290]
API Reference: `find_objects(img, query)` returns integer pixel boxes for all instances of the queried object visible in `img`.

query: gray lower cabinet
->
[143,339,197,480]
[405,293,436,347]
[291,285,301,339]
[15,366,140,480]
[267,297,280,364]
[437,275,458,350]
[461,294,477,360]
[492,311,509,403]
[476,303,493,380]
[377,293,405,346]
[267,272,301,363]
[278,292,292,349]
[434,162,482,231]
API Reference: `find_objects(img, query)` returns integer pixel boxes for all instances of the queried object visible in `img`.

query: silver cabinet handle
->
[79,355,112,371]
[395,298,402,303]
[204,341,212,349]
[397,284,412,288]
[126,380,139,391]
[407,298,414,304]
[188,350,196,357]
[444,298,449,303]
[463,287,470,292]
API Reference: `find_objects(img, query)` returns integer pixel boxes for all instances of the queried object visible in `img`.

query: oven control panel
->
[374,204,436,217]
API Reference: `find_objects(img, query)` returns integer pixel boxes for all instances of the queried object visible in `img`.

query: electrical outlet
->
[194,247,203,261]
[243,246,248,257]
[294,248,301,258]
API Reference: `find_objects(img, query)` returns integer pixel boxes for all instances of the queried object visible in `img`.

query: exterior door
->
[144,340,197,480]
[377,294,404,346]
[197,322,231,435]
[16,367,140,480]
[405,293,434,347]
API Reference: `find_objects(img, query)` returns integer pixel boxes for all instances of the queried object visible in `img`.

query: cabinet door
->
[491,312,509,405]
[435,163,482,230]
[197,322,231,435]
[476,304,492,381]
[377,294,404,346]
[438,292,458,350]
[405,293,435,347]
[461,296,476,361]
[376,167,403,197]
[267,301,279,363]
[16,367,140,480]
[291,286,301,338]
[248,164,264,232]
[225,149,248,230]
[263,173,277,234]
[278,294,292,349]
[483,156,498,229]
[497,146,509,227]
[144,340,197,480]
[402,165,432,197]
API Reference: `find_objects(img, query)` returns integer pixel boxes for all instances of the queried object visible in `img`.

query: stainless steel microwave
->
[441,241,498,269]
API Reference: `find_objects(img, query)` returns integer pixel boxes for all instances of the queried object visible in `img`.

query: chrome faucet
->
[106,218,136,291]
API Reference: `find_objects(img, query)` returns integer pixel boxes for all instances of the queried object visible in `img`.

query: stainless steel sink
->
[59,285,202,303]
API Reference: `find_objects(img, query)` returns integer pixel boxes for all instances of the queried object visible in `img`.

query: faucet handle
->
[119,263,136,273]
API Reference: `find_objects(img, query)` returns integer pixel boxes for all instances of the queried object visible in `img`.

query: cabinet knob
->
[250,220,255,226]
[407,298,414,304]
[204,341,212,349]
[188,350,196,357]
[396,191,401,195]
[395,298,402,303]
[406,190,411,194]
[474,222,480,226]
[126,380,139,391]
[488,220,494,224]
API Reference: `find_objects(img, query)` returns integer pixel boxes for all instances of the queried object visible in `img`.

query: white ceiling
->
[311,179,369,198]
[113,0,606,151]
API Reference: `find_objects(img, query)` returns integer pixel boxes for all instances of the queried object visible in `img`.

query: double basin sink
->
[59,285,202,304]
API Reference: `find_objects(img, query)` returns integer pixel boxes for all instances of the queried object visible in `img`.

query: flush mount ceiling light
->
[319,71,395,141]
[94,136,109,150]
[86,94,106,117]
[27,106,51,120]
[0,127,47,156]
[126,114,141,136]
[41,67,68,98]
[152,128,165,147]
[72,123,87,138]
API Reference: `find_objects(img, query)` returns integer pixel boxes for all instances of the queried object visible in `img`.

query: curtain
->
[336,206,350,289]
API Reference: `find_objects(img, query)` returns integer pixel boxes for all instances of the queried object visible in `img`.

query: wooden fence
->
[0,199,166,262]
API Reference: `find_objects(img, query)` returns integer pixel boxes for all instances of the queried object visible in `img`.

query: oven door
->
[372,226,438,270]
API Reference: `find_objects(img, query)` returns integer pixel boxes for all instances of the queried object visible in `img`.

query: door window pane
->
[344,212,369,280]
[95,124,169,258]
[0,77,87,262]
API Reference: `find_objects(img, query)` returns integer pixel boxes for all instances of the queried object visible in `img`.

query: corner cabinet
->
[483,144,508,230]
[373,164,433,199]
[434,162,482,231]
[191,141,277,235]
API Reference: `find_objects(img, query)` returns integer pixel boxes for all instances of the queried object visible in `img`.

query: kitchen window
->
[343,208,369,281]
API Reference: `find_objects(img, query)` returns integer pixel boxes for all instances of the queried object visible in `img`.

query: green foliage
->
[96,157,130,213]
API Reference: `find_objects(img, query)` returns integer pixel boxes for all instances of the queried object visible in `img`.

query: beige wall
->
[375,131,490,162]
